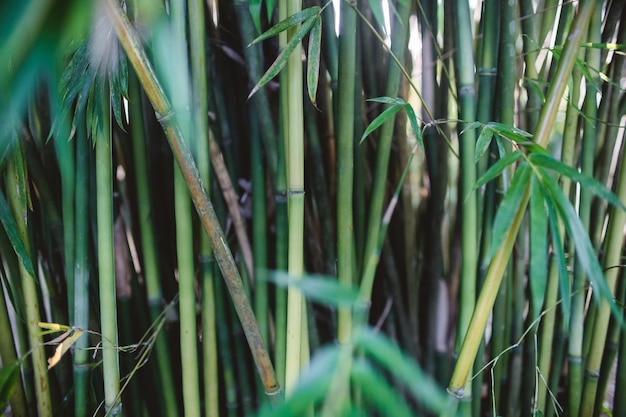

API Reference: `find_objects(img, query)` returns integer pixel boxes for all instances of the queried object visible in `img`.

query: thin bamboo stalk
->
[336,0,357,345]
[95,88,122,416]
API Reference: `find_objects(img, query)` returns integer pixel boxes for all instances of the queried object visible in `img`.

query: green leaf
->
[267,271,359,307]
[536,169,622,321]
[249,15,317,99]
[355,328,447,413]
[529,176,548,320]
[0,190,35,278]
[487,163,531,262]
[359,104,403,144]
[460,120,482,136]
[475,126,494,163]
[544,193,571,326]
[402,103,423,153]
[350,359,414,417]
[249,6,321,45]
[266,0,276,21]
[529,153,626,212]
[0,360,20,412]
[367,96,406,105]
[307,16,322,104]
[367,0,387,34]
[249,0,263,34]
[473,150,522,192]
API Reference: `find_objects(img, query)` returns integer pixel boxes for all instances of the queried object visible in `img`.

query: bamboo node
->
[446,387,465,399]
[155,110,175,122]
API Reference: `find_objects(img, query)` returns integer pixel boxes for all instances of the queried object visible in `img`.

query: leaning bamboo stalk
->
[103,0,280,399]
[441,2,595,415]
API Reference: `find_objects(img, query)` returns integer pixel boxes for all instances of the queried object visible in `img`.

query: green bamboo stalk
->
[361,0,411,292]
[174,161,202,417]
[171,4,201,414]
[128,72,179,417]
[95,87,122,416]
[73,106,90,417]
[336,0,356,345]
[104,0,280,399]
[441,3,595,414]
[283,0,307,396]
[519,0,542,131]
[614,265,626,415]
[0,245,28,417]
[568,4,600,416]
[186,0,219,414]
[578,119,626,417]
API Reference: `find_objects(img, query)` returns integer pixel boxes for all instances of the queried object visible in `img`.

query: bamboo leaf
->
[367,0,387,34]
[487,163,531,262]
[473,150,522,192]
[459,121,481,136]
[355,328,447,413]
[529,176,548,320]
[0,360,19,412]
[350,359,414,417]
[367,96,406,105]
[544,194,571,326]
[536,169,622,321]
[402,103,423,153]
[266,0,276,21]
[475,126,494,163]
[0,190,35,278]
[359,104,403,144]
[249,0,263,34]
[307,16,322,105]
[529,153,626,212]
[46,329,84,369]
[268,271,359,307]
[249,16,317,99]
[249,7,321,45]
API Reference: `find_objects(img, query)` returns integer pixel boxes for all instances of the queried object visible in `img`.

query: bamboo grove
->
[1,0,626,416]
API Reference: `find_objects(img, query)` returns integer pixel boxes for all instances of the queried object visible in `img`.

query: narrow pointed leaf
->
[460,121,481,136]
[249,16,317,98]
[472,150,522,192]
[0,190,35,277]
[367,0,387,34]
[360,104,403,144]
[268,271,359,306]
[475,126,494,163]
[249,0,263,34]
[487,163,531,262]
[351,359,414,417]
[355,328,447,413]
[529,176,548,320]
[529,153,626,211]
[537,169,622,321]
[544,194,571,326]
[249,6,320,45]
[402,103,423,153]
[0,360,20,412]
[307,16,322,104]
[367,96,406,105]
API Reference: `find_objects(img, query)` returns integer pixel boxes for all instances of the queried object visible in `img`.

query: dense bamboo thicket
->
[1,0,625,416]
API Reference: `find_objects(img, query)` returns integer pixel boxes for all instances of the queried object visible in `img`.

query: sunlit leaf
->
[249,15,317,99]
[367,96,405,105]
[536,169,622,321]
[529,153,626,212]
[0,190,35,278]
[47,329,84,369]
[355,328,447,413]
[529,176,548,320]
[307,16,322,104]
[249,7,320,45]
[487,163,531,262]
[268,271,359,307]
[360,104,403,144]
